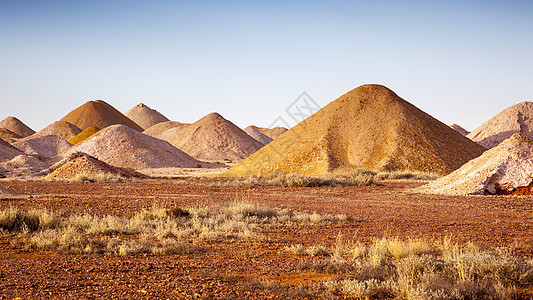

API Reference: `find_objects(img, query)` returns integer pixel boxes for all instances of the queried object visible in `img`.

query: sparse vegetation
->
[374,170,440,180]
[292,237,533,299]
[1,202,347,255]
[212,169,437,188]
[46,172,131,183]
[213,172,374,188]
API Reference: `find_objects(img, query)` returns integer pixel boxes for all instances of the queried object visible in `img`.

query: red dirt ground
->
[0,179,532,299]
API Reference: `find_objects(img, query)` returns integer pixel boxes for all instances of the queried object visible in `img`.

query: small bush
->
[286,244,329,257]
[68,172,130,183]
[0,208,60,232]
[375,170,440,180]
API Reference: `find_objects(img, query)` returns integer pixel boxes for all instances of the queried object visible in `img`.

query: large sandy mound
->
[68,126,100,145]
[13,135,73,158]
[60,100,143,131]
[29,121,82,140]
[0,116,35,137]
[167,113,264,161]
[124,103,170,130]
[143,121,189,140]
[244,126,273,145]
[248,125,288,140]
[0,138,24,162]
[467,101,533,148]
[224,84,486,177]
[449,124,469,136]
[62,124,203,169]
[0,128,22,140]
[47,152,146,180]
[417,133,533,195]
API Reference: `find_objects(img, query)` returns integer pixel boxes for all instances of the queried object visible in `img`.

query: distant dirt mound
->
[244,126,273,145]
[13,135,73,157]
[60,100,143,131]
[29,121,82,140]
[62,124,203,169]
[124,103,170,130]
[225,84,486,177]
[0,116,35,137]
[0,138,24,162]
[449,124,469,136]
[143,121,189,140]
[168,113,264,161]
[47,152,146,180]
[0,128,22,140]
[2,154,49,175]
[467,101,533,148]
[248,125,288,140]
[417,133,533,195]
[68,126,100,145]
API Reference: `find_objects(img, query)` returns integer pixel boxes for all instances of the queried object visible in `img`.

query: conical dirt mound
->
[0,138,24,162]
[167,113,264,161]
[62,124,203,169]
[0,128,22,140]
[143,121,189,140]
[467,101,533,148]
[225,84,486,177]
[60,100,143,131]
[29,121,81,140]
[47,152,146,180]
[13,135,72,158]
[124,103,170,130]
[417,133,533,195]
[244,126,273,145]
[0,116,35,137]
[68,126,100,145]
[248,125,288,140]
[449,124,469,136]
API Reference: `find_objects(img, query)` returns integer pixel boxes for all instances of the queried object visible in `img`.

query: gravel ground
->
[0,178,532,299]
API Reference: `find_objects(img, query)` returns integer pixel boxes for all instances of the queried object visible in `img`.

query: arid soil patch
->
[0,179,532,299]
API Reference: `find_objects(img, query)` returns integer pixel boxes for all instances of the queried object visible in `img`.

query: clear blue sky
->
[1,0,532,132]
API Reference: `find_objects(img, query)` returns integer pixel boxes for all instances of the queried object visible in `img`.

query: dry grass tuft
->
[215,169,437,188]
[295,237,533,299]
[1,202,346,255]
